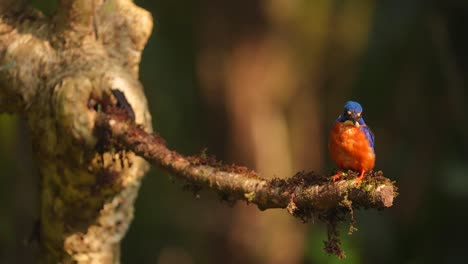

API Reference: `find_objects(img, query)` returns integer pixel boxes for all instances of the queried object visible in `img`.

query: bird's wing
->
[360,125,375,149]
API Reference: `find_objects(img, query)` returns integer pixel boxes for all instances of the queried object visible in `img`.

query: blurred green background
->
[1,0,468,263]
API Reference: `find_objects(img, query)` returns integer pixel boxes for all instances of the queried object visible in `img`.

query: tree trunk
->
[0,1,153,262]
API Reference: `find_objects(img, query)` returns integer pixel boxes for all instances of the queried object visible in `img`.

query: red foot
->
[355,170,365,183]
[331,171,342,182]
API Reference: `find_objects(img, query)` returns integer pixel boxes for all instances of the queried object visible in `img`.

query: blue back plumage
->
[360,120,375,150]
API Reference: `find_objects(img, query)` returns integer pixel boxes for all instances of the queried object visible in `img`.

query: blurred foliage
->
[30,0,58,16]
[1,0,468,263]
[0,114,16,263]
[304,225,361,264]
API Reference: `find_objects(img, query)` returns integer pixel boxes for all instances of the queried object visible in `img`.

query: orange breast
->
[328,122,375,171]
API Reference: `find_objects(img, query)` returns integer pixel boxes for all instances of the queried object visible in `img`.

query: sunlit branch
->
[96,110,396,215]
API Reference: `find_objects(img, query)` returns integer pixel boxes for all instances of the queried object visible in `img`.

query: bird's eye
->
[347,111,352,115]
[356,112,361,117]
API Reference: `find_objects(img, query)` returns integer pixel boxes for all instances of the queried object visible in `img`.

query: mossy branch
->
[96,107,398,258]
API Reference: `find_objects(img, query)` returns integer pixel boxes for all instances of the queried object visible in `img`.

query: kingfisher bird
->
[329,101,375,182]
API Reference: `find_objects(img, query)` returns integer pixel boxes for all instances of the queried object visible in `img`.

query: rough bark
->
[1,1,152,263]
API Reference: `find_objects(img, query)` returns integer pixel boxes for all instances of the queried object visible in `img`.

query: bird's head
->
[338,101,365,127]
